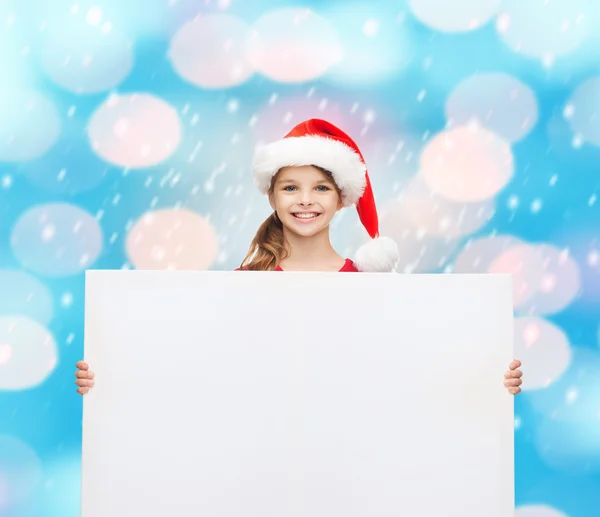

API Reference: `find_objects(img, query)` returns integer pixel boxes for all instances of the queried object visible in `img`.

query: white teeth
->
[294,213,319,219]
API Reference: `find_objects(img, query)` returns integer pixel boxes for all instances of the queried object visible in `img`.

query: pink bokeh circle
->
[419,125,514,202]
[169,14,254,89]
[399,176,496,238]
[518,245,582,316]
[246,8,342,83]
[453,234,524,274]
[513,317,572,391]
[126,209,219,270]
[378,197,462,273]
[88,93,182,169]
[488,244,544,307]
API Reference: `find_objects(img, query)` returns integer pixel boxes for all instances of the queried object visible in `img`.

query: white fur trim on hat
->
[252,135,367,206]
[354,236,399,272]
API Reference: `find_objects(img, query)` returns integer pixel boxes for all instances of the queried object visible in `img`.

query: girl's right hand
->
[75,361,95,395]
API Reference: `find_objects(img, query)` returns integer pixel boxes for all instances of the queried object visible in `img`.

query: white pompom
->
[354,236,399,272]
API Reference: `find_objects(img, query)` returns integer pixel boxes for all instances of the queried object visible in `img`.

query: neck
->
[280,226,345,271]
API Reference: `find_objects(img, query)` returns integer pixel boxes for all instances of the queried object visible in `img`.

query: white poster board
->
[82,271,514,517]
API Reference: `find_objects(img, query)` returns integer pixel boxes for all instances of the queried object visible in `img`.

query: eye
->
[282,185,297,191]
[316,185,330,192]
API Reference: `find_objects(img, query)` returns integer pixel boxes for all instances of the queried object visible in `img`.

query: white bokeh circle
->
[170,14,254,89]
[398,176,496,238]
[496,0,591,60]
[0,270,54,325]
[88,93,182,168]
[564,76,600,149]
[517,245,581,316]
[320,7,413,86]
[513,317,572,391]
[0,316,57,390]
[445,73,539,142]
[515,505,569,517]
[527,348,600,474]
[453,234,524,274]
[419,125,514,202]
[126,209,219,270]
[0,435,43,511]
[41,17,133,94]
[246,8,342,83]
[0,89,61,162]
[408,0,501,33]
[378,197,462,273]
[11,203,103,277]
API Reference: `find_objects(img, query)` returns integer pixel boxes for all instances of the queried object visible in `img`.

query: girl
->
[75,118,523,394]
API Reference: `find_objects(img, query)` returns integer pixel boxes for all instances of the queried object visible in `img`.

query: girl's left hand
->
[504,360,523,395]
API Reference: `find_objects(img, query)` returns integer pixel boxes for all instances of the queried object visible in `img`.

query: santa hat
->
[252,118,399,272]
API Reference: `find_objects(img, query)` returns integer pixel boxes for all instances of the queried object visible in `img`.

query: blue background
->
[0,1,599,516]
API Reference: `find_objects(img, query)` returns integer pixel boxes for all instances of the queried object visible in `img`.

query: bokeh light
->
[246,8,342,83]
[126,208,219,270]
[87,93,183,168]
[0,435,43,512]
[496,0,591,61]
[564,76,600,149]
[321,4,413,85]
[169,14,255,89]
[1,0,599,515]
[408,0,501,33]
[378,197,462,273]
[527,348,600,474]
[398,176,496,238]
[515,506,569,517]
[445,73,538,143]
[452,234,524,274]
[11,203,103,277]
[419,125,514,202]
[0,316,58,390]
[517,245,581,316]
[488,244,544,307]
[513,317,572,391]
[0,271,54,326]
[40,11,133,94]
[0,89,61,162]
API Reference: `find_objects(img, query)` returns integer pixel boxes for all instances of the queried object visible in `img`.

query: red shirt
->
[236,259,359,272]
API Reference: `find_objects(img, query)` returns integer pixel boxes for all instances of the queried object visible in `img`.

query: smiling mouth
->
[292,212,321,220]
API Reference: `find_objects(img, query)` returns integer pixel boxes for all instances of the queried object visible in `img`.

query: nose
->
[298,189,314,206]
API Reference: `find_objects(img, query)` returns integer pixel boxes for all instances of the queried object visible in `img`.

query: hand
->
[75,361,95,395]
[504,360,522,395]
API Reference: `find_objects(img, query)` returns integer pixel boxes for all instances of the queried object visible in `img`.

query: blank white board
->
[82,271,514,517]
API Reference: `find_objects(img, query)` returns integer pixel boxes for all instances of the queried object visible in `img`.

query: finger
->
[75,378,95,387]
[76,361,89,370]
[77,386,89,395]
[504,378,522,387]
[509,359,522,370]
[75,370,94,379]
[508,386,521,395]
[504,369,523,379]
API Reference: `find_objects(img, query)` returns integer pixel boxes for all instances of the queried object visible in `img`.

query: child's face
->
[269,165,343,238]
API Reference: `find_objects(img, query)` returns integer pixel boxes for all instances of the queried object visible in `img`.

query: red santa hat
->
[252,118,399,272]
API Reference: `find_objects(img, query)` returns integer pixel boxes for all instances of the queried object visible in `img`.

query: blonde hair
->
[240,166,341,271]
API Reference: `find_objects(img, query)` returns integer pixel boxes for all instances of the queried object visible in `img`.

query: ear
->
[268,193,276,211]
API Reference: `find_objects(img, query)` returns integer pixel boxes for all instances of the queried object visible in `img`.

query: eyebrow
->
[277,178,333,185]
